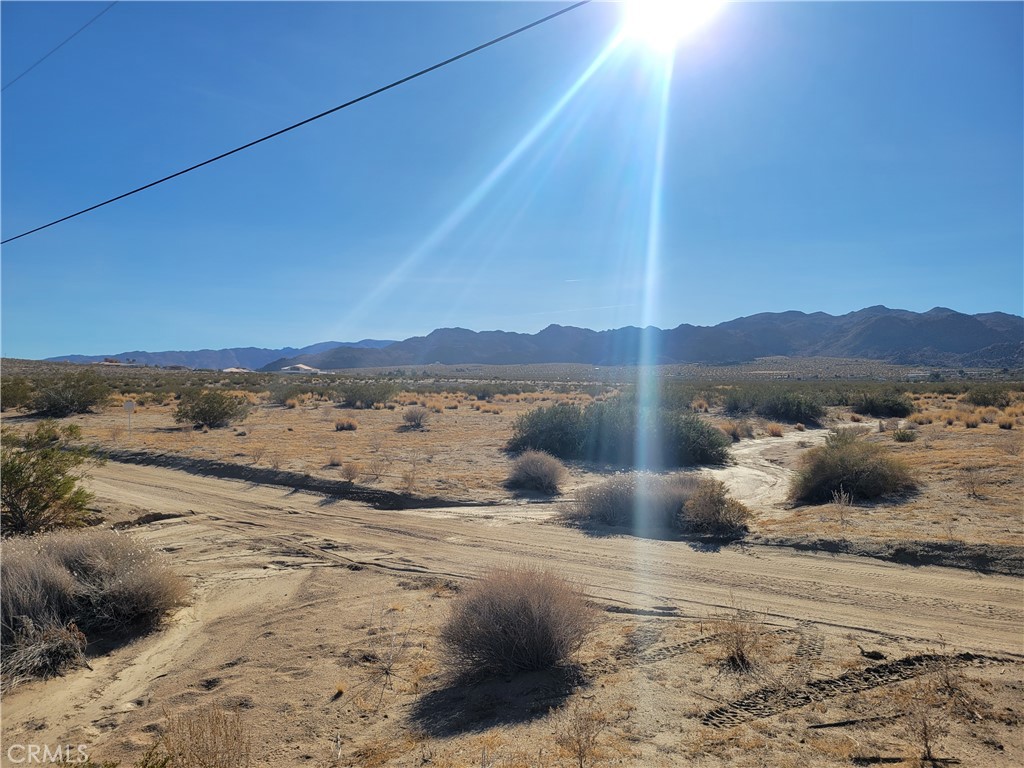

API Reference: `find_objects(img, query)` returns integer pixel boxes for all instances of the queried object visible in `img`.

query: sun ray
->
[329,36,624,336]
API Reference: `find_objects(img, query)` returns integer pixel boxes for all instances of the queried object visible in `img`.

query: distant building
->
[222,367,253,373]
[280,364,320,374]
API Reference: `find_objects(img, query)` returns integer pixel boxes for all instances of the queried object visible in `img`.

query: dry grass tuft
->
[335,417,358,431]
[161,705,253,768]
[766,423,785,438]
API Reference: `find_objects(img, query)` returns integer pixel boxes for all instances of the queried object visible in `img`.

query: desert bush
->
[570,474,690,530]
[507,403,585,458]
[337,381,399,409]
[570,474,749,537]
[173,389,249,429]
[340,462,361,483]
[754,391,826,424]
[29,369,110,417]
[998,418,1013,430]
[852,390,914,418]
[439,566,596,678]
[1,618,88,690]
[505,450,567,495]
[1,421,99,536]
[766,423,784,437]
[962,384,1013,409]
[892,429,917,442]
[662,413,732,467]
[1,376,33,411]
[402,406,429,429]
[790,428,917,504]
[1,529,187,687]
[679,478,752,537]
[334,417,358,431]
[964,415,980,428]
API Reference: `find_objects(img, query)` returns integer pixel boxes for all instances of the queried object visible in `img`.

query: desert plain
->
[1,360,1022,767]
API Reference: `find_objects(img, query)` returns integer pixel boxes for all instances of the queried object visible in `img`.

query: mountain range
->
[45,339,395,370]
[43,307,1023,371]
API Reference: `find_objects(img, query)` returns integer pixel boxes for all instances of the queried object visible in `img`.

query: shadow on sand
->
[408,665,587,737]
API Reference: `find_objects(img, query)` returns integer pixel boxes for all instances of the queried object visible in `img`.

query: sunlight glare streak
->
[623,0,726,53]
[633,55,674,539]
[333,37,624,333]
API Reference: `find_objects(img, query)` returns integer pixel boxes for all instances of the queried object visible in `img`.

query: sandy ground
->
[2,447,1022,767]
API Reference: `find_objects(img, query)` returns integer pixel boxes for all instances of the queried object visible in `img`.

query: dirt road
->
[3,460,1021,766]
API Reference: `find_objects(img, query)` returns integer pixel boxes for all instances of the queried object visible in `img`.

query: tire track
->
[701,652,1017,728]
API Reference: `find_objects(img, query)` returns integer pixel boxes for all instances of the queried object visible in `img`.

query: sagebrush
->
[439,566,596,678]
[790,428,917,503]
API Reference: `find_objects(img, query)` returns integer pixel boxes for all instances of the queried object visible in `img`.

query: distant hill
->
[45,339,395,370]
[260,307,1022,371]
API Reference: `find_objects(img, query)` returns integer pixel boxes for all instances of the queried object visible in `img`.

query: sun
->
[621,0,727,53]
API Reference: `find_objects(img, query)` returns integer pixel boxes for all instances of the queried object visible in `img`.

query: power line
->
[2,0,594,246]
[2,1,119,92]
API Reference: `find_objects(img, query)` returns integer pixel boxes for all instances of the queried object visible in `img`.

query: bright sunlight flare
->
[622,0,727,53]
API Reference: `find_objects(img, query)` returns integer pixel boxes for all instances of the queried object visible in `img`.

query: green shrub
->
[892,429,917,443]
[663,413,732,466]
[962,385,1013,409]
[439,566,595,678]
[1,529,187,687]
[790,428,917,504]
[29,370,110,417]
[1,421,99,536]
[508,401,730,469]
[173,389,249,428]
[507,403,585,458]
[336,381,398,409]
[852,390,915,418]
[754,392,826,424]
[505,450,567,494]
[0,377,33,411]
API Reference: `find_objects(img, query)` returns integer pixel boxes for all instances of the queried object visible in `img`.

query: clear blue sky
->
[2,1,1021,359]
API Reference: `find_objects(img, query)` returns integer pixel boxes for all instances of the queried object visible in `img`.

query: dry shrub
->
[998,418,1013,430]
[439,566,596,679]
[964,415,980,428]
[403,406,428,429]
[896,677,950,765]
[721,420,753,442]
[1,619,87,690]
[334,417,358,431]
[790,428,916,504]
[162,705,252,768]
[555,699,611,768]
[1,529,187,688]
[680,478,752,537]
[570,474,750,537]
[341,462,361,483]
[326,453,343,467]
[766,423,784,437]
[505,450,567,495]
[849,413,863,423]
[711,609,765,673]
[794,422,806,431]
